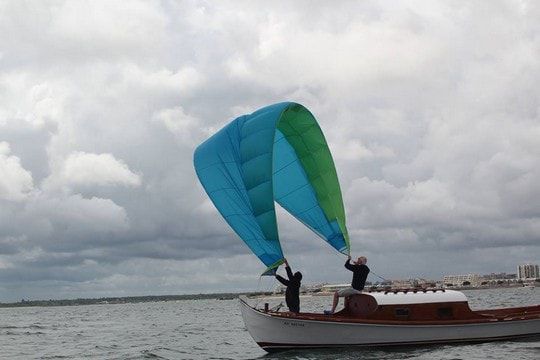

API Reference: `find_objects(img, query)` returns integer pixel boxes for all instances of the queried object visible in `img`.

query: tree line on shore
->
[0,291,275,308]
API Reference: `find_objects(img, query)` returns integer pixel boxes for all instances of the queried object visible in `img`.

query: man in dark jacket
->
[275,259,302,313]
[328,255,370,314]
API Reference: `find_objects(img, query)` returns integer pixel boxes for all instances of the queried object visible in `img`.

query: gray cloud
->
[0,1,539,301]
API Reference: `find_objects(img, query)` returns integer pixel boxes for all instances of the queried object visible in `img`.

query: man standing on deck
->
[327,255,370,314]
[275,259,302,313]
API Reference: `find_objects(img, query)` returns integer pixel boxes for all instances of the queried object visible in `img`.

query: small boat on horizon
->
[240,289,540,352]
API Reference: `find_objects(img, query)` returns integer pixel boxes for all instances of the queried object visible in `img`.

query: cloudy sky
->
[1,1,539,302]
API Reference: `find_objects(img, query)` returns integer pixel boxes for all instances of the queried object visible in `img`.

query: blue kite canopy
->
[193,102,349,275]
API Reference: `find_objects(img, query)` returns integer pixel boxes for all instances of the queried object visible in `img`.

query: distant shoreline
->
[0,292,271,308]
[1,283,534,308]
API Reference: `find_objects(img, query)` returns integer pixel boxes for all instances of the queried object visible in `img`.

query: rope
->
[268,276,277,293]
[369,270,390,282]
[253,275,263,307]
[253,274,277,308]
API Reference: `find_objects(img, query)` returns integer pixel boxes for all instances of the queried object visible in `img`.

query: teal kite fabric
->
[193,102,349,275]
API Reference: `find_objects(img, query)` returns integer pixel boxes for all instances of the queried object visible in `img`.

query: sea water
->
[0,288,538,359]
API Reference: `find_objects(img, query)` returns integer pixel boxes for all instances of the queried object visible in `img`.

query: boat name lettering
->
[283,321,305,327]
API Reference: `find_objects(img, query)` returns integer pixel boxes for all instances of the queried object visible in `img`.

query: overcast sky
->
[1,1,539,302]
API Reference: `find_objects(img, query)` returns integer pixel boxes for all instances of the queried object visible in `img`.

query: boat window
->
[395,308,409,317]
[437,307,453,318]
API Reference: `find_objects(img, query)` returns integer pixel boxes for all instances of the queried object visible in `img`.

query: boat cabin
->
[339,289,479,322]
[257,288,539,325]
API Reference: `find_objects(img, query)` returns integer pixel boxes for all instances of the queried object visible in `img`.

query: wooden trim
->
[246,301,540,326]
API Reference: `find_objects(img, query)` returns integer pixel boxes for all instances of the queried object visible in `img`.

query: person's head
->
[357,256,367,265]
[294,271,302,281]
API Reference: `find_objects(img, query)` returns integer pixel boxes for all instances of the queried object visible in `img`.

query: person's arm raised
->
[275,274,290,286]
[344,256,354,271]
[285,259,294,280]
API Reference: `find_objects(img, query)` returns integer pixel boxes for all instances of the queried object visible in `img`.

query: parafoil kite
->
[194,102,349,274]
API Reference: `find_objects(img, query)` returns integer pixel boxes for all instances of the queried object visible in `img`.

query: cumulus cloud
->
[57,152,141,188]
[0,1,539,301]
[152,106,204,146]
[32,194,130,237]
[0,142,34,201]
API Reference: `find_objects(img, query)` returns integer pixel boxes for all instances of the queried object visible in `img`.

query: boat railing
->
[367,288,446,295]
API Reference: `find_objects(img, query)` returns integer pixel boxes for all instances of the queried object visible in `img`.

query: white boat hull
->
[239,298,540,351]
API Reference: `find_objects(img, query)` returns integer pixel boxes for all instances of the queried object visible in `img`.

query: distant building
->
[443,274,481,287]
[414,278,438,288]
[477,272,518,286]
[517,264,539,280]
[379,278,436,289]
[391,279,413,288]
[482,272,516,280]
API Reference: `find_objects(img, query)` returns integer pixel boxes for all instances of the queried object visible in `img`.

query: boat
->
[194,102,540,352]
[239,289,540,352]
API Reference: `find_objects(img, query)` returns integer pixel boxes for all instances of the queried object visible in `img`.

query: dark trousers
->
[286,298,300,313]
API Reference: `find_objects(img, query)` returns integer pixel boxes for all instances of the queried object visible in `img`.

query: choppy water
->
[0,288,538,359]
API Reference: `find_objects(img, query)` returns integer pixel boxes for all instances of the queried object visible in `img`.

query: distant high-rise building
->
[517,263,539,280]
